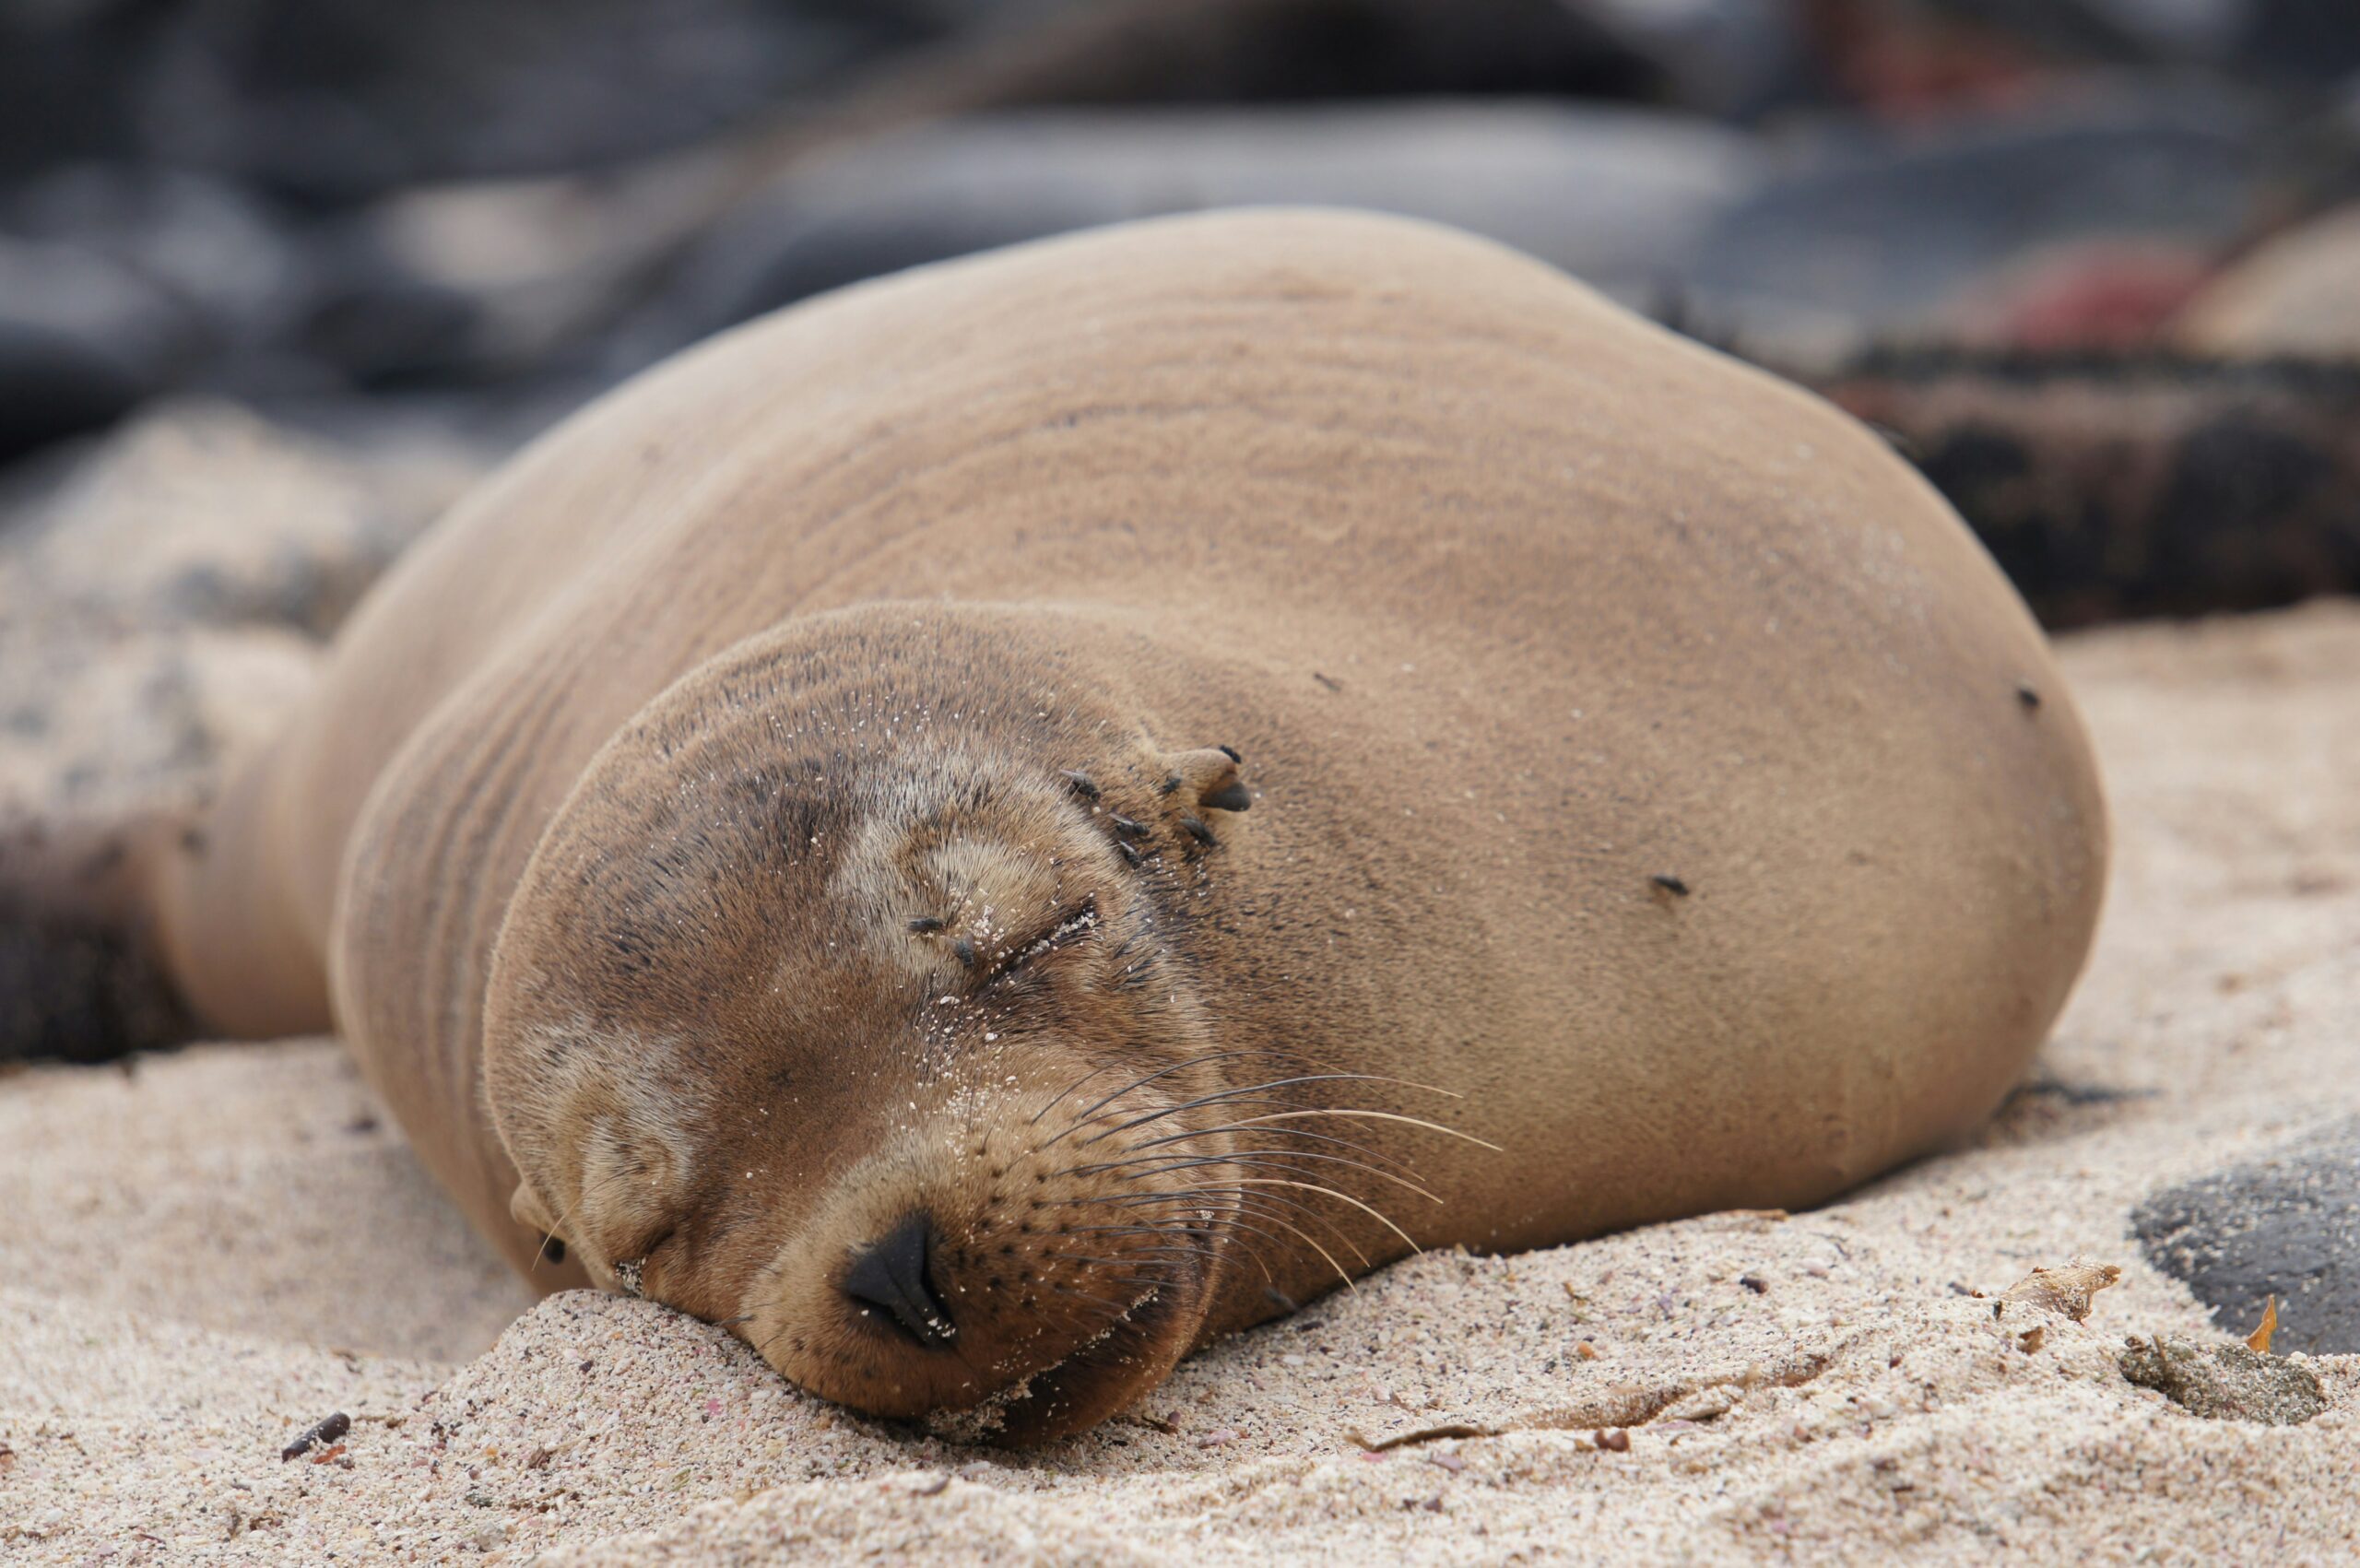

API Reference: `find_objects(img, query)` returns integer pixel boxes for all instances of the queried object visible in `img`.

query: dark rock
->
[0,236,195,462]
[0,316,149,467]
[271,0,1707,390]
[2132,1117,2360,1354]
[3,166,306,349]
[2118,1335,2327,1424]
[0,0,150,180]
[927,0,1672,110]
[1931,1,2360,87]
[1807,350,2360,628]
[1680,84,2275,358]
[2,0,972,204]
[1574,0,1807,117]
[293,262,487,389]
[0,867,195,1067]
[629,102,1762,364]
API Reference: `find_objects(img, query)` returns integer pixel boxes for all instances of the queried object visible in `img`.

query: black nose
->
[843,1213,958,1348]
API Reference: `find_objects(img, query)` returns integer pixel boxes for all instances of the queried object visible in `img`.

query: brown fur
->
[68,210,2106,1438]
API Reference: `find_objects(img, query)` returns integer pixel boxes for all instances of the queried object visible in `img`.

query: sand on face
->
[5,602,2359,1563]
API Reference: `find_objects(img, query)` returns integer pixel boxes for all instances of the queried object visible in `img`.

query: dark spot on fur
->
[2016,682,2042,710]
[1650,873,1690,896]
[953,937,977,967]
[908,915,947,934]
[1313,672,1344,692]
[1160,774,1183,796]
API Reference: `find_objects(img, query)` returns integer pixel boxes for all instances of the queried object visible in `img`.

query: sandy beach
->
[5,555,2355,1562]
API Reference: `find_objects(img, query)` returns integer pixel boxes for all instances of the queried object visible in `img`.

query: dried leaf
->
[2000,1262,2122,1322]
[2246,1295,2278,1354]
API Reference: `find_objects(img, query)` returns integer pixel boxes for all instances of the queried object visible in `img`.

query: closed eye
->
[985,896,1099,986]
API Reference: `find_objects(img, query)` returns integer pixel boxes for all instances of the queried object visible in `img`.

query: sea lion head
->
[481,655,1270,1442]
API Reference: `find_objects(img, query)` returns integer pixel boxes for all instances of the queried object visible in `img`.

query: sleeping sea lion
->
[4,209,2106,1441]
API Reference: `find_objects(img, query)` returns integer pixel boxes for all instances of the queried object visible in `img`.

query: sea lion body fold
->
[131,210,2104,1436]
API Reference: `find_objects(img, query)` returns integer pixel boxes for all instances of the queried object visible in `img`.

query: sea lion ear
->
[511,1180,559,1236]
[1160,746,1252,813]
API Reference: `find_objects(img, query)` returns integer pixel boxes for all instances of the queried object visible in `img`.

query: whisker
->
[1048,1274,1179,1299]
[1050,1246,1205,1267]
[1114,1118,1426,1176]
[1044,1281,1150,1317]
[1052,1219,1280,1285]
[1049,1048,1291,1129]
[1039,1050,1307,1149]
[1065,1148,1443,1204]
[1071,1184,1374,1268]
[1044,1250,1182,1276]
[1073,1187,1358,1289]
[1199,1200,1355,1291]
[1229,1177,1425,1254]
[1084,1177,1412,1261]
[1071,1073,1464,1149]
[1200,1107,1504,1152]
[1192,1201,1355,1279]
[1027,1060,1124,1126]
[1064,1074,1384,1146]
